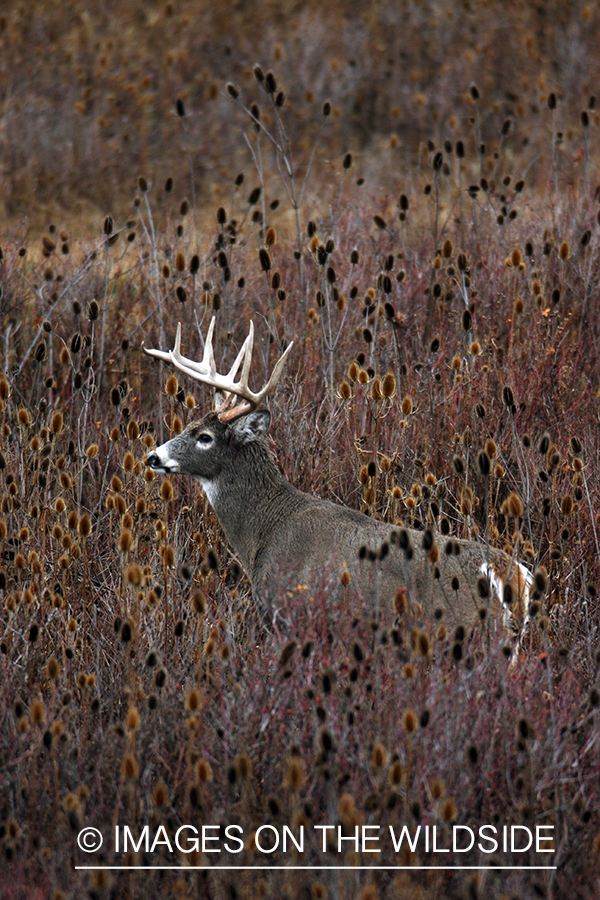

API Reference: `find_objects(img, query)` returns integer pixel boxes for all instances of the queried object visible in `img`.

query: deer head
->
[143,319,293,518]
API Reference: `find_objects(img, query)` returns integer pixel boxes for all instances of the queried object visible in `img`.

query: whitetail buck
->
[144,318,532,629]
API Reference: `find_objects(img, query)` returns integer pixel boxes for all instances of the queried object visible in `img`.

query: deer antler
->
[143,317,293,421]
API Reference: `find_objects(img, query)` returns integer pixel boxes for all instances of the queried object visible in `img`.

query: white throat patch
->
[199,478,218,508]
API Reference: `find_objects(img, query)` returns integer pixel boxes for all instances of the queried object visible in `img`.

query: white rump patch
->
[518,564,534,628]
[479,560,533,630]
[480,562,508,627]
[480,562,504,602]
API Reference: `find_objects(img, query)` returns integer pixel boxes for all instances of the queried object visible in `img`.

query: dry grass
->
[2,0,600,224]
[2,5,600,899]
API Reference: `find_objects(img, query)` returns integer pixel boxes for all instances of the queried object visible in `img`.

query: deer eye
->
[196,433,213,447]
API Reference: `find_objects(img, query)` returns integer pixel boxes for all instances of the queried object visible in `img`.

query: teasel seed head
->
[369,376,382,401]
[30,698,46,726]
[338,381,352,401]
[502,385,516,413]
[492,461,504,479]
[537,432,550,455]
[402,708,417,734]
[415,629,430,656]
[150,779,169,809]
[441,797,458,822]
[195,758,213,784]
[569,434,582,456]
[477,576,490,599]
[35,339,49,362]
[17,715,29,733]
[389,759,403,786]
[441,237,453,258]
[547,445,561,470]
[185,688,201,712]
[283,754,305,793]
[503,492,524,518]
[78,514,91,538]
[50,411,64,434]
[376,371,395,399]
[278,639,297,668]
[533,568,547,593]
[16,407,32,429]
[401,394,413,416]
[368,741,388,770]
[511,247,522,268]
[160,480,174,502]
[376,456,390,476]
[126,563,142,586]
[477,450,490,476]
[122,752,139,780]
[452,455,464,476]
[126,706,141,732]
[118,528,133,553]
[561,494,573,516]
[121,451,135,473]
[161,544,175,567]
[483,439,497,459]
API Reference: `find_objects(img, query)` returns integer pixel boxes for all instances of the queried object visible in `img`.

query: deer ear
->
[232,409,271,443]
[214,391,227,411]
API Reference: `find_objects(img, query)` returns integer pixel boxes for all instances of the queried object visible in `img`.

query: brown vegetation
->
[1,2,600,898]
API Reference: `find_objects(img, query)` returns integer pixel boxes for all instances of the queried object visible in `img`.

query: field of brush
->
[2,2,600,899]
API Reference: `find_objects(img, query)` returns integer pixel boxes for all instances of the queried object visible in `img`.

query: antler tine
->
[227,328,252,383]
[214,325,254,415]
[249,338,294,407]
[200,316,216,377]
[143,321,211,377]
[238,320,254,396]
[170,318,216,379]
[145,318,222,387]
[141,334,175,366]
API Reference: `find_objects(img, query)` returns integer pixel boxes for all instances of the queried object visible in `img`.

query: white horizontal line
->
[76,865,557,871]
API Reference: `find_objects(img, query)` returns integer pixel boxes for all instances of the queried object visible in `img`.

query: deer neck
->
[201,438,293,573]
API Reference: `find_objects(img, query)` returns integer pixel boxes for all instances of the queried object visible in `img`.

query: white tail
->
[144,319,531,629]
